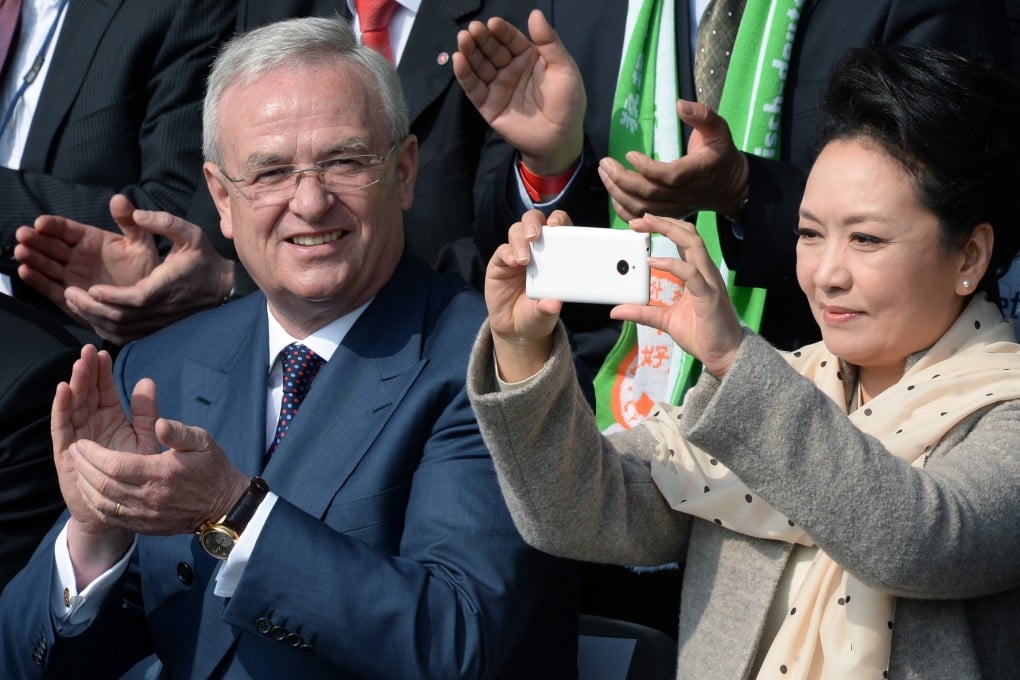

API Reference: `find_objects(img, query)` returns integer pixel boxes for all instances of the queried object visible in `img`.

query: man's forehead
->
[236,131,376,168]
[217,65,385,164]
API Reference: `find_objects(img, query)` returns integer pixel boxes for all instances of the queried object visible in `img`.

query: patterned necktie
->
[355,0,398,64]
[693,0,747,112]
[267,343,324,457]
[0,0,22,81]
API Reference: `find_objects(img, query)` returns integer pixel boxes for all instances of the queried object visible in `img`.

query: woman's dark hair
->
[815,44,1020,297]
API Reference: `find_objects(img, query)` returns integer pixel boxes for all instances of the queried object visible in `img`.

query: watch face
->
[201,527,236,559]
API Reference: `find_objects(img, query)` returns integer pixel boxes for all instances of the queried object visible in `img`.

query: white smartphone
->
[526,226,651,305]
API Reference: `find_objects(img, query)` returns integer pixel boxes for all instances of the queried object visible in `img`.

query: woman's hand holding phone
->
[485,209,569,382]
[613,214,743,379]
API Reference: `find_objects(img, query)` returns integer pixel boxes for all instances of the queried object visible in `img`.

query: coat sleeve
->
[467,320,691,568]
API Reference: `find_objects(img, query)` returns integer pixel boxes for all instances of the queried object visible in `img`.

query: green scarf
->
[594,0,803,431]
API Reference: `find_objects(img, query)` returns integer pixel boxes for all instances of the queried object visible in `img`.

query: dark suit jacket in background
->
[0,255,578,678]
[475,0,1011,358]
[191,0,529,289]
[0,0,236,325]
[0,295,79,592]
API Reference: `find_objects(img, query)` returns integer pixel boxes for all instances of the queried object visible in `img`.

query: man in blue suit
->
[0,16,577,678]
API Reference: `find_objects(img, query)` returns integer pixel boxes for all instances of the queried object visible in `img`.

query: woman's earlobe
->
[960,222,994,288]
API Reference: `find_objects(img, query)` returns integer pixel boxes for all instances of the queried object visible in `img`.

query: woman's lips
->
[820,304,862,325]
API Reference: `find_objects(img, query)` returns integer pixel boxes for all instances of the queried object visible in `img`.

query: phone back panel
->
[526,226,650,305]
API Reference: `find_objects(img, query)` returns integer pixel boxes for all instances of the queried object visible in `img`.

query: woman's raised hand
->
[485,209,571,382]
[612,214,743,379]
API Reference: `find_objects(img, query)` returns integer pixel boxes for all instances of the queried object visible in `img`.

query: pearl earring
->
[962,280,971,289]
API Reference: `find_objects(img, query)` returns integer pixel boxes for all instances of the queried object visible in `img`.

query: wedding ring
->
[114,501,122,517]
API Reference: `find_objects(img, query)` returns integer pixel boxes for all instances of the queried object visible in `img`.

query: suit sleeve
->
[0,515,151,678]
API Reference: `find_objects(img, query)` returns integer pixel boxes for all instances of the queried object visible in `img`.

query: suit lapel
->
[21,0,124,169]
[188,262,433,675]
[179,297,270,478]
[263,257,430,518]
[398,0,481,123]
[182,298,269,680]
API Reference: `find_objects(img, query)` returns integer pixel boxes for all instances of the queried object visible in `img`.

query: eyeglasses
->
[218,143,399,206]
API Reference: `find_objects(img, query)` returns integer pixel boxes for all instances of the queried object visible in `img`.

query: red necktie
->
[356,0,397,64]
[0,0,22,81]
[267,343,324,457]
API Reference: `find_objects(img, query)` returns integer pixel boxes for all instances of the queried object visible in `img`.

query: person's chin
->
[819,328,867,358]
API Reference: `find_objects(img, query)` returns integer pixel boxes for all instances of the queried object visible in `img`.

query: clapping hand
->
[454,9,585,176]
[16,194,233,345]
[597,100,750,223]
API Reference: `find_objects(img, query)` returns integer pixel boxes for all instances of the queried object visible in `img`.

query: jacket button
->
[284,631,303,648]
[176,562,194,586]
[269,620,288,642]
[256,611,274,635]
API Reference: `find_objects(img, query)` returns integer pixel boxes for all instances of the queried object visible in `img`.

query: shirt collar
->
[347,0,421,18]
[266,299,372,370]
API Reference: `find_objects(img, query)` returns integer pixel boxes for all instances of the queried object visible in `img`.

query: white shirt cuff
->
[213,492,278,598]
[52,521,136,634]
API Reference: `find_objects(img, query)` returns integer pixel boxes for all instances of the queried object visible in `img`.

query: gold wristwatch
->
[196,477,269,559]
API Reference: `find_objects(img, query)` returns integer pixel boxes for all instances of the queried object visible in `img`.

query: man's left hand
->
[71,417,250,537]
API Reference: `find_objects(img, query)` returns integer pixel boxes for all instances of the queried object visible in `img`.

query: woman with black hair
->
[468,44,1020,679]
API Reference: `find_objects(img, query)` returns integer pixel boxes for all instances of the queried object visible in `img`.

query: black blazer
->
[0,0,236,339]
[475,0,1011,356]
[191,0,530,288]
[0,294,80,592]
[0,0,235,273]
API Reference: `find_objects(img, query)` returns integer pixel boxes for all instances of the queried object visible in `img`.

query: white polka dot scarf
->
[645,297,1020,678]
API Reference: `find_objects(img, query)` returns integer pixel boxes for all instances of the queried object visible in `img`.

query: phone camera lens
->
[616,259,630,275]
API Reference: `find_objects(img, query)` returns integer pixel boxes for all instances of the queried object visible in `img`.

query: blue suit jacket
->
[0,255,578,678]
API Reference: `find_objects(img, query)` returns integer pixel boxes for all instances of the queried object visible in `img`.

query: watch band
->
[223,476,270,534]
